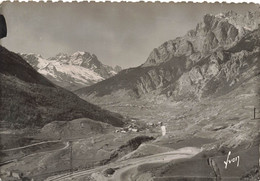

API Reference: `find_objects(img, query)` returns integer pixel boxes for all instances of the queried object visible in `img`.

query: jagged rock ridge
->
[144,11,260,66]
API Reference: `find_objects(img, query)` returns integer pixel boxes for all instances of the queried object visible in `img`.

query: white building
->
[161,125,166,136]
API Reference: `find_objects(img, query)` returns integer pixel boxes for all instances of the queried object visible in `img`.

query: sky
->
[0,2,259,68]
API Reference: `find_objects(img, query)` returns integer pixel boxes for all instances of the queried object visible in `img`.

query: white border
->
[0,0,260,3]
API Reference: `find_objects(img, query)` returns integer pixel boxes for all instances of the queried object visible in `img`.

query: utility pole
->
[69,141,73,174]
[253,107,260,120]
[254,107,256,119]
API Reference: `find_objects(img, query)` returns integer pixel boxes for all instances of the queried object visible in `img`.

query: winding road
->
[45,147,201,181]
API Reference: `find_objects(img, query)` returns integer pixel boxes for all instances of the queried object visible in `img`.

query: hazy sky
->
[0,2,259,68]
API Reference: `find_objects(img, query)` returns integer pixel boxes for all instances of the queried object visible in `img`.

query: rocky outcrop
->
[173,28,260,100]
[75,11,260,102]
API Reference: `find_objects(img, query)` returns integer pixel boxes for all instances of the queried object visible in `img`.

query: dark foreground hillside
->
[0,46,125,128]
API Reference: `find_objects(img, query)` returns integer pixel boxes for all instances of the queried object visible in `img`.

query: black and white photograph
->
[0,2,259,181]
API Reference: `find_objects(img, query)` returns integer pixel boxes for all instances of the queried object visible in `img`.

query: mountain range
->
[0,46,125,128]
[1,10,259,181]
[75,11,260,102]
[1,10,259,130]
[20,52,122,91]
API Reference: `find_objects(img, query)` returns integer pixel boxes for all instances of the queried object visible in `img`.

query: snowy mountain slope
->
[20,52,122,91]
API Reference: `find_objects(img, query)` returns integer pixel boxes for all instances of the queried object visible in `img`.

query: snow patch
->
[109,70,117,75]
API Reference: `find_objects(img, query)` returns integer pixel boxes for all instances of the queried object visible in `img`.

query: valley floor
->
[0,76,259,181]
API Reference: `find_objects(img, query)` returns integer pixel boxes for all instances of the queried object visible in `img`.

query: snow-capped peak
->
[215,13,224,18]
[20,52,122,91]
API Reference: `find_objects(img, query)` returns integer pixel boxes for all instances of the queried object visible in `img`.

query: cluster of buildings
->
[115,124,139,133]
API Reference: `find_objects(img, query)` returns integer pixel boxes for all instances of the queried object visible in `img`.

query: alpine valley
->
[0,10,259,181]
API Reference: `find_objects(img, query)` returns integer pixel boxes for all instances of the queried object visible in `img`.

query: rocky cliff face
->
[75,11,260,102]
[20,52,122,91]
[144,11,260,67]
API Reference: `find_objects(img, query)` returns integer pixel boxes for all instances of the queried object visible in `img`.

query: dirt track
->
[1,140,64,152]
